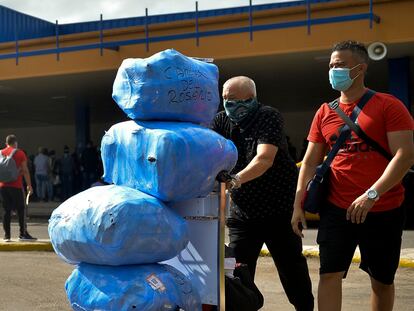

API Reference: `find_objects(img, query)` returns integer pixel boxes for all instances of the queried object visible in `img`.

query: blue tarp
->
[49,185,189,265]
[112,49,219,125]
[101,120,238,202]
[66,263,202,311]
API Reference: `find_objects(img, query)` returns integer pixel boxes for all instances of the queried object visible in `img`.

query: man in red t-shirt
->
[291,41,414,311]
[0,135,36,241]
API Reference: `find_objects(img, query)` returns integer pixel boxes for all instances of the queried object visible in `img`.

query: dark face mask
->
[223,97,259,124]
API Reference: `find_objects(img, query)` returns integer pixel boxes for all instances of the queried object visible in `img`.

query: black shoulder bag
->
[225,264,264,311]
[302,90,376,214]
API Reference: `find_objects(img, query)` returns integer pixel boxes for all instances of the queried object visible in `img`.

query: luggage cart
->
[164,183,227,310]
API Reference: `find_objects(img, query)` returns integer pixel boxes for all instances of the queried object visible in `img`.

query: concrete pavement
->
[2,252,414,311]
[1,202,414,311]
[1,201,414,268]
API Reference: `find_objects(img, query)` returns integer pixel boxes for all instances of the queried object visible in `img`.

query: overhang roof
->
[0,0,339,43]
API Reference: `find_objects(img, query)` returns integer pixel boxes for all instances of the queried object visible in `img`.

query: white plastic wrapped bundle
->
[48,185,189,265]
[101,120,238,202]
[66,263,202,311]
[112,49,219,125]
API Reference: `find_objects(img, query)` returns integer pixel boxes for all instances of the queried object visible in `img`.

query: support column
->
[388,57,411,113]
[75,100,90,149]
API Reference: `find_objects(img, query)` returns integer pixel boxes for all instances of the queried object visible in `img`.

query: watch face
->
[367,189,378,200]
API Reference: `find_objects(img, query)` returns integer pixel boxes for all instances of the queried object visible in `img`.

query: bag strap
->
[1,148,18,159]
[313,90,376,183]
[328,90,392,161]
[9,148,19,159]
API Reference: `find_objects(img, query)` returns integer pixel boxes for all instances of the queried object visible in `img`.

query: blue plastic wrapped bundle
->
[101,120,238,202]
[66,263,202,311]
[48,185,189,265]
[112,49,219,125]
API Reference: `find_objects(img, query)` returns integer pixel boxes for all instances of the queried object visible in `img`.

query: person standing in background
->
[34,147,51,201]
[60,145,74,201]
[0,135,36,241]
[81,141,100,190]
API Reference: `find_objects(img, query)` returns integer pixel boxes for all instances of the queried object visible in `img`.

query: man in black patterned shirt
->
[212,76,314,310]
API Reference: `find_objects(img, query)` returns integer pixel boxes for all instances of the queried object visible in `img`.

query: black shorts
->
[317,202,404,285]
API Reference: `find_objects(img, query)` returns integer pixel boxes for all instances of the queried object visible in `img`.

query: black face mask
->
[224,97,259,124]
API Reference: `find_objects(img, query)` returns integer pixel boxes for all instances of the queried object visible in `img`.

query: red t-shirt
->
[308,91,414,212]
[0,146,27,189]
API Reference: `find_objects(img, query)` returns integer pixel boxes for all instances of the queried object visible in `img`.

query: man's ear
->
[361,63,368,74]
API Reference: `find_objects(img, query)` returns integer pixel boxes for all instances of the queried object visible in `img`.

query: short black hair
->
[5,134,17,146]
[332,40,369,64]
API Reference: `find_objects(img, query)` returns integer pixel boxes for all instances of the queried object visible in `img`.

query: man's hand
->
[216,171,232,183]
[228,174,241,190]
[26,185,33,196]
[347,193,375,224]
[216,171,241,190]
[291,205,307,238]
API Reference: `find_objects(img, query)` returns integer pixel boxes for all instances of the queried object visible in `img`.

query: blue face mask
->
[329,64,361,91]
[223,97,259,124]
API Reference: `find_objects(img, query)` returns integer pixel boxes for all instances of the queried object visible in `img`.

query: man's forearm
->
[237,155,273,184]
[23,171,32,188]
[371,151,414,197]
[21,163,32,189]
[293,162,318,209]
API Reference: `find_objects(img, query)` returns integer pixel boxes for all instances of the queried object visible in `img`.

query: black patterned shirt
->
[211,105,298,219]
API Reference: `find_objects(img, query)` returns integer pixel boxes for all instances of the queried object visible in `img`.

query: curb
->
[2,241,414,269]
[0,239,53,252]
[260,247,414,269]
[399,259,414,268]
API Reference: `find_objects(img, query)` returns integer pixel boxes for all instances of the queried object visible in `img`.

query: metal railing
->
[0,0,379,64]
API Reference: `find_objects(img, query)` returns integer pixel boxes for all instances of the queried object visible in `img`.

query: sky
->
[0,0,295,24]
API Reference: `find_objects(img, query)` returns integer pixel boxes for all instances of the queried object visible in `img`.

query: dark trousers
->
[1,187,26,237]
[82,171,97,190]
[61,174,73,201]
[227,210,314,311]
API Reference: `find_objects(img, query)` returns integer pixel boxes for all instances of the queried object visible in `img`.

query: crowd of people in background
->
[22,137,306,204]
[26,141,103,203]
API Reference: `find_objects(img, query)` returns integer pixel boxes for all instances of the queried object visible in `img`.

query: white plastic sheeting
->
[101,120,237,202]
[66,263,201,311]
[49,185,189,265]
[112,49,219,125]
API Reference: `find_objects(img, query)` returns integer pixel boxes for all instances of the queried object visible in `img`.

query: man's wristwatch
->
[366,188,380,201]
[229,174,241,190]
